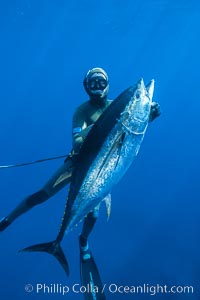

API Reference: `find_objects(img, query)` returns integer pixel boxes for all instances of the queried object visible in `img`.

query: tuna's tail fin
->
[19,240,69,276]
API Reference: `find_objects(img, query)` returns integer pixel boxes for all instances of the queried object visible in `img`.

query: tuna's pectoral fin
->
[103,194,112,220]
[19,240,69,277]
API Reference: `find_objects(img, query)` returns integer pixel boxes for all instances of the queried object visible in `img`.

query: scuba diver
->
[0,68,160,297]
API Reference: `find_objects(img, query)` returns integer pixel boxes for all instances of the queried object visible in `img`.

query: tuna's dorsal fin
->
[103,194,112,220]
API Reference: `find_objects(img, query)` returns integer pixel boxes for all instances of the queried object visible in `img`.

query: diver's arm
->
[73,133,85,153]
[78,124,93,139]
[149,102,161,122]
[73,126,94,153]
[72,107,91,153]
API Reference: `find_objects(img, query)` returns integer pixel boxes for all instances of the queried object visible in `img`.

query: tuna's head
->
[120,78,154,135]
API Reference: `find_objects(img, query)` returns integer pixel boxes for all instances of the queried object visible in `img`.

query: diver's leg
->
[0,157,73,231]
[79,206,106,299]
[79,207,99,248]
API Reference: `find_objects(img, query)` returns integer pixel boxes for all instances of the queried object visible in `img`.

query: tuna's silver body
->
[20,79,155,278]
[64,79,154,234]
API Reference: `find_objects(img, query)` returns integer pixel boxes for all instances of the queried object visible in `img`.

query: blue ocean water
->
[0,0,200,299]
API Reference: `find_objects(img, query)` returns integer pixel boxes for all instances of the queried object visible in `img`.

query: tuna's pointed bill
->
[146,79,154,101]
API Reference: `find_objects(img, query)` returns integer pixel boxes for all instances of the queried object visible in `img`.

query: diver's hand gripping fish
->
[20,78,155,277]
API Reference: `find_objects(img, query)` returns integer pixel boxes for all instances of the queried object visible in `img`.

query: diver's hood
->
[83,67,109,100]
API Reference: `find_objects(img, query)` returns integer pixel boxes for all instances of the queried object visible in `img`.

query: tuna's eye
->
[135,91,141,99]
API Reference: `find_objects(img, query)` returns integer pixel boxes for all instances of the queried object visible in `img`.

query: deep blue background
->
[0,1,200,299]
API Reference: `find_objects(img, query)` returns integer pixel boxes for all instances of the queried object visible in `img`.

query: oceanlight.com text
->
[25,283,194,296]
